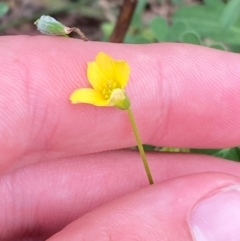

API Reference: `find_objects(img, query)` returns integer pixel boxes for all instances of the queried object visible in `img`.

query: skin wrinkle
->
[26,55,56,151]
[25,54,45,151]
[0,175,14,237]
[9,62,56,169]
[161,53,201,146]
[3,41,67,171]
[151,49,188,147]
[0,174,23,240]
[126,55,161,145]
[154,56,171,145]
[10,37,38,150]
[145,58,164,145]
[0,50,30,169]
[26,103,53,163]
[20,41,68,158]
[18,48,43,159]
[0,41,36,169]
[4,168,48,240]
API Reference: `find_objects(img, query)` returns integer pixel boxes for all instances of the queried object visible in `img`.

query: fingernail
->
[188,185,240,241]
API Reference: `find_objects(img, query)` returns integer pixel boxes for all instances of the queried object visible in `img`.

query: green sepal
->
[114,93,131,110]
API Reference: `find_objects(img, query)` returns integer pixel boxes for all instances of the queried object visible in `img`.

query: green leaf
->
[220,0,240,29]
[172,4,240,49]
[190,149,221,155]
[170,0,185,5]
[167,21,187,42]
[215,148,240,161]
[0,2,9,18]
[203,0,224,7]
[141,29,156,41]
[150,17,169,42]
[132,36,151,44]
[180,31,202,45]
[124,34,135,43]
[209,43,227,50]
[191,147,240,161]
[143,145,156,151]
[101,22,114,41]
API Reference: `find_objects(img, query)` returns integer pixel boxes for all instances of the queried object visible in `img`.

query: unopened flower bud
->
[34,15,70,36]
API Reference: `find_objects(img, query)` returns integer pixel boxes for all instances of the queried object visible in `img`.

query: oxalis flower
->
[70,52,130,110]
[69,52,154,185]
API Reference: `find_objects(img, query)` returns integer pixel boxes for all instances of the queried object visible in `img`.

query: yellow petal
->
[113,61,130,88]
[88,52,130,90]
[95,52,115,81]
[87,62,109,91]
[69,88,109,106]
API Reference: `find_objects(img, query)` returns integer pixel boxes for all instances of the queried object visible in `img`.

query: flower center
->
[101,80,118,99]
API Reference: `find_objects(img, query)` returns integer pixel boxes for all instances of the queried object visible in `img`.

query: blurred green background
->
[1,0,240,161]
[2,0,240,51]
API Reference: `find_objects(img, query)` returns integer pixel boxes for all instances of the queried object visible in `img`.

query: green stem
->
[127,107,154,185]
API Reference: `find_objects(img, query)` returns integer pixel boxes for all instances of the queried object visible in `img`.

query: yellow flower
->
[70,52,131,110]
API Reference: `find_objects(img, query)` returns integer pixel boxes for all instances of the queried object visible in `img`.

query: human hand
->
[1,36,240,241]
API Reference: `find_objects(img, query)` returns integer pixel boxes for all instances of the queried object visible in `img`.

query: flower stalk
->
[126,107,154,185]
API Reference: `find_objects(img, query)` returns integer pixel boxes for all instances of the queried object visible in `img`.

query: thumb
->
[189,184,240,241]
[46,173,240,241]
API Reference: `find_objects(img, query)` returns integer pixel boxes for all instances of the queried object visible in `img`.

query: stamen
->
[102,81,120,100]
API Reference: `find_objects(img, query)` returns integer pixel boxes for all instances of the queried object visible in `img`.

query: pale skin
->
[1,36,240,240]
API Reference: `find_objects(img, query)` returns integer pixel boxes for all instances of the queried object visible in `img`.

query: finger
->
[47,173,240,241]
[1,150,240,240]
[2,36,240,171]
